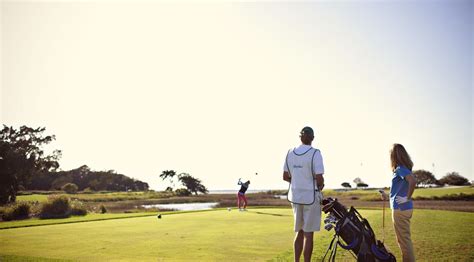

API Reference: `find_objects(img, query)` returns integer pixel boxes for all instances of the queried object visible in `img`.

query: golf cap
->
[300,126,314,136]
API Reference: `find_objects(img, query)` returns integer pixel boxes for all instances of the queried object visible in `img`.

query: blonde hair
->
[390,144,413,172]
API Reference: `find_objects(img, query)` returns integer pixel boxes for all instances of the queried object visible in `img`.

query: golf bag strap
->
[337,235,359,250]
[351,207,376,239]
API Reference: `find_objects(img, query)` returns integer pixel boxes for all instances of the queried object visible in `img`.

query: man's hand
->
[395,196,410,204]
[283,172,291,182]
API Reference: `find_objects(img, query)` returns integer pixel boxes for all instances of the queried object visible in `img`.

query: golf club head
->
[324,223,334,231]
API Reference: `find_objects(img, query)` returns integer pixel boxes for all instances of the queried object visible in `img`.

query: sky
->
[1,0,473,191]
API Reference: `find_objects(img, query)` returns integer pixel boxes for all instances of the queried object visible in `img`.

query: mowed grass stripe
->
[0,208,282,230]
[0,213,157,230]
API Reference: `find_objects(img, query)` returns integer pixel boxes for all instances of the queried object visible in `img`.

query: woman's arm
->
[406,174,416,199]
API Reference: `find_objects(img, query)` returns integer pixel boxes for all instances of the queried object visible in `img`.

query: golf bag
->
[321,197,396,262]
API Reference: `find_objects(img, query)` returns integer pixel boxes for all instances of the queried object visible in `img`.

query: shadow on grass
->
[253,211,291,217]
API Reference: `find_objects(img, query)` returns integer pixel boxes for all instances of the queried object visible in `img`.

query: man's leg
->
[303,232,314,262]
[294,230,304,262]
[243,195,248,209]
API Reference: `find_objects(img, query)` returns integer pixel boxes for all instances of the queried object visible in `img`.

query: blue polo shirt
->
[390,165,414,210]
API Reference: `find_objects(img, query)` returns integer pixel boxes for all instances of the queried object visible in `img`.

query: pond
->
[142,202,219,211]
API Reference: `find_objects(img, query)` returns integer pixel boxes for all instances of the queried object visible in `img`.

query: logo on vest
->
[293,165,303,169]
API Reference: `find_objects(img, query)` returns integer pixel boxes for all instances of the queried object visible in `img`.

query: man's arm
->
[315,174,324,190]
[283,171,291,182]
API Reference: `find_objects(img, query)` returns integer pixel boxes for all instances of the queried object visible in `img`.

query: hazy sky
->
[1,0,473,191]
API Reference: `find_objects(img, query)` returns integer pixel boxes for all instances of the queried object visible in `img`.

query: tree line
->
[341,171,471,189]
[26,165,149,192]
[0,125,149,204]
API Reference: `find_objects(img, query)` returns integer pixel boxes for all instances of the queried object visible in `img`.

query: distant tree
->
[354,178,367,188]
[439,172,470,186]
[0,125,61,204]
[177,173,208,195]
[62,183,78,194]
[412,170,437,187]
[159,170,177,189]
[52,175,73,190]
[341,182,352,189]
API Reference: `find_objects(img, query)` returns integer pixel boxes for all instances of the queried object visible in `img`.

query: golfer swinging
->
[237,179,250,211]
[283,126,325,262]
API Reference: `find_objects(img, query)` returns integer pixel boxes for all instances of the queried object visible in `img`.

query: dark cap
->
[300,126,314,136]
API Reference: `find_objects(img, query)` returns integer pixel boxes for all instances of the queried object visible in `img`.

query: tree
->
[0,125,61,204]
[341,182,352,189]
[439,172,470,186]
[62,183,78,194]
[412,170,437,187]
[159,170,177,189]
[177,173,208,195]
[353,178,367,188]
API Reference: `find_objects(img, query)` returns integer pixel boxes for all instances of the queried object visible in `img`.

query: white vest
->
[286,147,318,205]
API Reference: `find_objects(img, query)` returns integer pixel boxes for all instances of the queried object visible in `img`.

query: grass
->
[16,191,173,203]
[0,213,157,230]
[15,194,49,203]
[323,186,474,201]
[412,186,474,197]
[0,208,473,261]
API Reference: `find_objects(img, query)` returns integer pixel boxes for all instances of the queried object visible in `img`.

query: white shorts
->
[291,192,322,232]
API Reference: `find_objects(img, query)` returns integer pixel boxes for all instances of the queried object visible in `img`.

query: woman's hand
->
[379,190,388,201]
[395,196,410,204]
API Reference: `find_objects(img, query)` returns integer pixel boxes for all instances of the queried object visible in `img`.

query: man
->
[283,126,325,262]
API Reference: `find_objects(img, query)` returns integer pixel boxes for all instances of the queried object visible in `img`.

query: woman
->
[381,144,416,262]
[237,179,250,211]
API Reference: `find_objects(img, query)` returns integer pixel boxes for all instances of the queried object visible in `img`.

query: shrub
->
[62,183,79,194]
[40,195,72,219]
[83,187,94,193]
[70,200,88,216]
[100,204,107,214]
[1,202,31,221]
[175,188,192,196]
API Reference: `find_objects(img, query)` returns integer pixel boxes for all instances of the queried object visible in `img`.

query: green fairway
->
[0,208,473,261]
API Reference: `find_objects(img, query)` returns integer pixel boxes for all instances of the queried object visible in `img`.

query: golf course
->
[1,206,473,261]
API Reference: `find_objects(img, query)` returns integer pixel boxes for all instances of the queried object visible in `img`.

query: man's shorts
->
[291,192,322,232]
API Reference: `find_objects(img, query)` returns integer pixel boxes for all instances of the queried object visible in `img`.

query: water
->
[142,202,218,211]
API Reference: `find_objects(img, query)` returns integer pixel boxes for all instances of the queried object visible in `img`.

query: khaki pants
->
[392,209,415,262]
